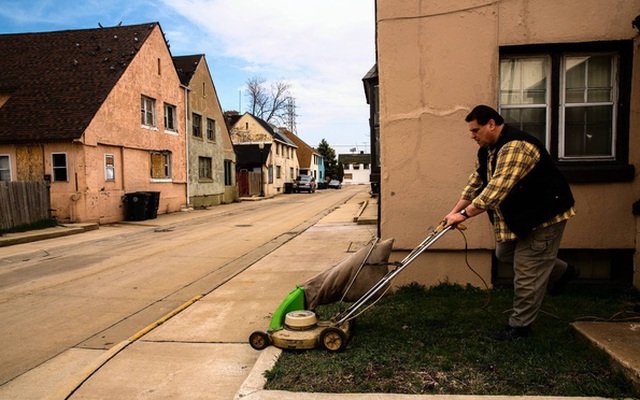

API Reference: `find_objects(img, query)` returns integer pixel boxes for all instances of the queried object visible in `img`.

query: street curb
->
[0,223,98,247]
[235,346,282,399]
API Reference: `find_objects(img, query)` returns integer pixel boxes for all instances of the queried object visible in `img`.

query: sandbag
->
[302,238,394,310]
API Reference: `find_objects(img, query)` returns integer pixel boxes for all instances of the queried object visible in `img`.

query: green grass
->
[264,282,640,397]
[0,218,58,235]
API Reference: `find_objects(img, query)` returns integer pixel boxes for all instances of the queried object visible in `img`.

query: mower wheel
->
[320,327,348,352]
[249,331,271,350]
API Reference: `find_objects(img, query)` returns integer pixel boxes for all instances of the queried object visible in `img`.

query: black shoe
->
[490,325,531,341]
[548,264,580,296]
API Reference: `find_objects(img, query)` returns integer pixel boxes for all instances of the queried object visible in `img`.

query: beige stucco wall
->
[185,56,237,207]
[377,0,640,287]
[230,113,299,197]
[272,141,299,195]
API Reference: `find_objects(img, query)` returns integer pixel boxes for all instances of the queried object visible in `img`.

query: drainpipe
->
[182,84,190,207]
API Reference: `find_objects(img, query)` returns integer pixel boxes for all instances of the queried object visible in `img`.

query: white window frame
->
[498,55,552,150]
[164,103,177,133]
[0,154,11,182]
[558,53,618,161]
[104,154,115,182]
[51,152,68,182]
[141,95,157,129]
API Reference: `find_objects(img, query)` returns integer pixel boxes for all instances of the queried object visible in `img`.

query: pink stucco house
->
[0,22,187,223]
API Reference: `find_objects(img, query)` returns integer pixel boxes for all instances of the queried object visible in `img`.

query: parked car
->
[294,175,317,193]
[328,179,342,189]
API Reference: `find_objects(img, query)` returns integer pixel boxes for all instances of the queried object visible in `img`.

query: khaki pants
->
[495,220,568,328]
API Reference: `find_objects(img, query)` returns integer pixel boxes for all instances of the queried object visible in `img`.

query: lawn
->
[264,283,640,397]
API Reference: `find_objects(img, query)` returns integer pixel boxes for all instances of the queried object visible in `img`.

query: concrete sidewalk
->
[1,189,638,399]
[64,190,379,399]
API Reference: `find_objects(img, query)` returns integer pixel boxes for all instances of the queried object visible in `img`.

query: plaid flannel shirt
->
[461,140,575,242]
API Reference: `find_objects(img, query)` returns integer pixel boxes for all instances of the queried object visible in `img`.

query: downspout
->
[182,84,190,206]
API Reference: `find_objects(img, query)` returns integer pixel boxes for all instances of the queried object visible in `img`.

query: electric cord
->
[457,228,494,314]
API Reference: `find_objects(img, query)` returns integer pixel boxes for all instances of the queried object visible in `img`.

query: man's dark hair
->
[465,105,504,126]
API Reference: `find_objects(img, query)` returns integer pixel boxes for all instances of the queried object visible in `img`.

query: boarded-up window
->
[150,151,171,179]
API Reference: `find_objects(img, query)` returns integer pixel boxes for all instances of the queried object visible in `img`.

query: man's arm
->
[443,200,485,227]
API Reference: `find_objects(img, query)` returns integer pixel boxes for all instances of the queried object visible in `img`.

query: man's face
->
[468,119,497,148]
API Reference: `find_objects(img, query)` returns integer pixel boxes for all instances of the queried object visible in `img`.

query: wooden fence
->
[0,181,51,230]
[236,170,262,197]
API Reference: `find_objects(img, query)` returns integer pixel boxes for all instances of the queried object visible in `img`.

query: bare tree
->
[245,76,294,127]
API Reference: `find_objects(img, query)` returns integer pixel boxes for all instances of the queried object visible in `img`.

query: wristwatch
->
[459,208,469,218]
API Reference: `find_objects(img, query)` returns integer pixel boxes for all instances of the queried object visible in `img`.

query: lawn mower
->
[249,223,459,352]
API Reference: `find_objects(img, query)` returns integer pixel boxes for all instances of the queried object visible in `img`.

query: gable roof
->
[280,128,320,168]
[173,54,203,86]
[234,112,297,148]
[0,22,160,144]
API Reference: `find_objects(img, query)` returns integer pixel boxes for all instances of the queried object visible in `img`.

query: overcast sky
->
[0,0,375,153]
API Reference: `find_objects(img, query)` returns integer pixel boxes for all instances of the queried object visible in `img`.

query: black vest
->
[477,125,574,239]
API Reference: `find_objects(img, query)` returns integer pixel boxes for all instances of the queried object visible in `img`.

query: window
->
[150,151,171,180]
[561,55,615,160]
[0,155,11,181]
[164,103,177,132]
[290,167,294,180]
[353,164,360,170]
[52,153,68,182]
[276,165,281,179]
[141,96,156,128]
[268,166,273,184]
[104,154,115,181]
[499,41,633,182]
[192,113,202,137]
[224,160,233,185]
[199,157,212,180]
[206,118,215,141]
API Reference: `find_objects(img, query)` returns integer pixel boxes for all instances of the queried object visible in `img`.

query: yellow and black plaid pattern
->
[461,141,575,242]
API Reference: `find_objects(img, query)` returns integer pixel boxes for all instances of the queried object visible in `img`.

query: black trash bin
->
[124,192,150,221]
[141,191,160,219]
[283,182,293,194]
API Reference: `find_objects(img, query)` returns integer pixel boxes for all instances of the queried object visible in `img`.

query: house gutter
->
[182,84,191,206]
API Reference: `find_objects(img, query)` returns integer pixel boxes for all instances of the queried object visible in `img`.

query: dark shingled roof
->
[0,22,158,144]
[173,54,203,86]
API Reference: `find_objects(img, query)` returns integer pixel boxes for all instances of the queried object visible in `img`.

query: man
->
[443,105,579,341]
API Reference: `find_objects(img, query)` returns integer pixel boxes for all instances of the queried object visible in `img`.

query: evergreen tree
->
[317,139,338,180]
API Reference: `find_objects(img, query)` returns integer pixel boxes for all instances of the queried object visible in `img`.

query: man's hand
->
[442,211,466,228]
